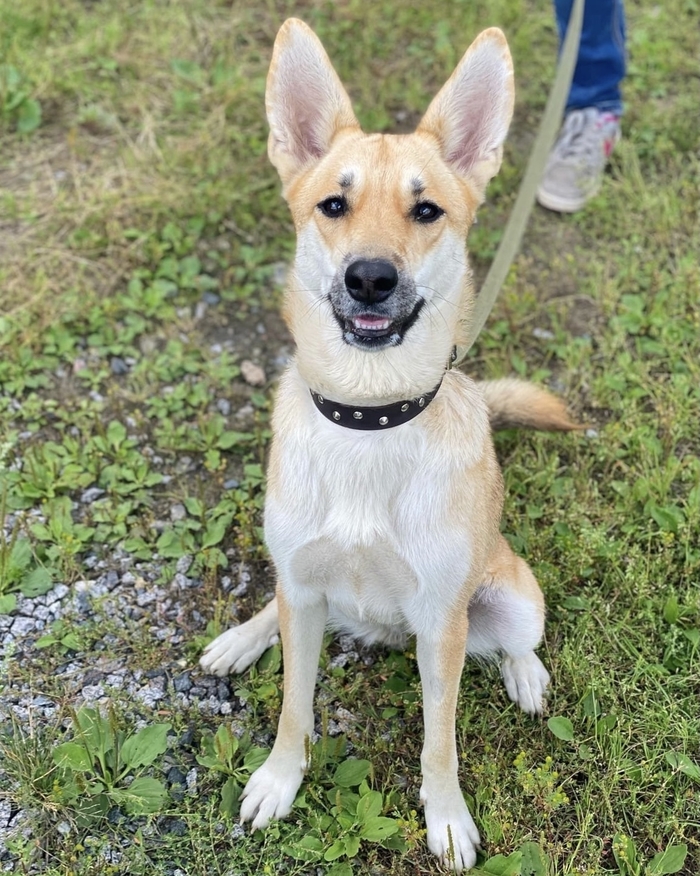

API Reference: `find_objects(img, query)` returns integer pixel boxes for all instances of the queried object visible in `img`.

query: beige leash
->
[453,0,586,367]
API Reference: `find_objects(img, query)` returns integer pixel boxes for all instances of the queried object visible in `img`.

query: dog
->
[200,18,578,871]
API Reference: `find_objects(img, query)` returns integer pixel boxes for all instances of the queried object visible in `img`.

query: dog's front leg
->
[239,586,327,830]
[417,610,480,872]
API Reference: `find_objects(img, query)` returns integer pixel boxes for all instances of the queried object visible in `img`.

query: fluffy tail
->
[480,378,583,431]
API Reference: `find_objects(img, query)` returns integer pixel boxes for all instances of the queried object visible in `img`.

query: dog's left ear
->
[417,28,514,199]
[266,18,360,187]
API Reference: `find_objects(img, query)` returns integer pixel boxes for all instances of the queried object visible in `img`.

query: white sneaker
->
[536,108,621,213]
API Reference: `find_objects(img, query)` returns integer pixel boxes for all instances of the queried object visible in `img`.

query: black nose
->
[344,259,398,304]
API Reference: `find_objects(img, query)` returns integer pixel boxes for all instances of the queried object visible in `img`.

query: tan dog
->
[201,19,576,871]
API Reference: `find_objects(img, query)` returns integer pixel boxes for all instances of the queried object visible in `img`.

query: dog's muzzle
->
[331,258,422,349]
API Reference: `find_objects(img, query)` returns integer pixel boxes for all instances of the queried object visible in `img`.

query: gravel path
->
[0,540,367,868]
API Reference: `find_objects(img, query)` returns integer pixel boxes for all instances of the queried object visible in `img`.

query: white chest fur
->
[264,365,498,640]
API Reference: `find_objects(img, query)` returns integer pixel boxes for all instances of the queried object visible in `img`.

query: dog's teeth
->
[353,317,390,330]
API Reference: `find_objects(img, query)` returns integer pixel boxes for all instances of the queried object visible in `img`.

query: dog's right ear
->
[266,19,360,186]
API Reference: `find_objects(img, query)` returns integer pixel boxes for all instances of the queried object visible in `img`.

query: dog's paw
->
[199,624,279,677]
[239,757,304,830]
[422,789,480,872]
[501,651,550,716]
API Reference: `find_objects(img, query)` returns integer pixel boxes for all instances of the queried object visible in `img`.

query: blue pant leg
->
[554,0,626,114]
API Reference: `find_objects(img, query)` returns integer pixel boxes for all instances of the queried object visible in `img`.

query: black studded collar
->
[310,378,444,430]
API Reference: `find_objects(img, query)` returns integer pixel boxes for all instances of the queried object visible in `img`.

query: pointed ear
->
[265,18,360,185]
[417,28,514,198]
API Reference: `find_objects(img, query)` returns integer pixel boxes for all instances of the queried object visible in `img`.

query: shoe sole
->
[535,183,600,213]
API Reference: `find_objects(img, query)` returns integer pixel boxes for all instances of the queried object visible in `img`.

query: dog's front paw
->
[501,651,550,716]
[199,623,279,677]
[239,756,304,830]
[421,788,480,872]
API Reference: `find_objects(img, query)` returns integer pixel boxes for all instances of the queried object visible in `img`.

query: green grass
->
[1,0,699,874]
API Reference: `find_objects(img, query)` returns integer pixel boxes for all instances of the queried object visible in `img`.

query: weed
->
[51,705,171,822]
[196,723,269,819]
[0,63,41,133]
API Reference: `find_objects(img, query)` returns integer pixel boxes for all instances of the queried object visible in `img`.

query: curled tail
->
[480,378,583,431]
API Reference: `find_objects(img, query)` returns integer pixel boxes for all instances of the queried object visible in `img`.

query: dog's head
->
[266,19,513,401]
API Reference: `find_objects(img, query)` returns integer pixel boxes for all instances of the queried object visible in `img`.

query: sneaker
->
[536,108,620,213]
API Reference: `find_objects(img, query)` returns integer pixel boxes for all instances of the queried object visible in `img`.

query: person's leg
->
[554,0,626,115]
[538,0,626,212]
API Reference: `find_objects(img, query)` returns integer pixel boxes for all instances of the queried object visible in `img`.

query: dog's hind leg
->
[466,536,551,715]
[199,597,280,676]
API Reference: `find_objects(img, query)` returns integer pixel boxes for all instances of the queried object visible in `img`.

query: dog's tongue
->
[353,316,391,331]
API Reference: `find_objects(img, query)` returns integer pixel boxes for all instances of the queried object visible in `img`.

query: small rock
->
[167,766,187,786]
[176,554,193,575]
[104,570,120,590]
[230,823,246,840]
[45,584,69,605]
[10,617,36,637]
[186,768,198,796]
[194,301,208,321]
[334,707,357,734]
[81,684,106,704]
[179,726,195,748]
[532,327,555,340]
[166,819,188,837]
[139,336,157,355]
[223,479,239,490]
[240,360,266,387]
[136,679,165,708]
[80,487,105,504]
[338,635,357,653]
[110,357,129,375]
[203,291,220,305]
[216,398,231,417]
[173,673,192,693]
[170,504,187,522]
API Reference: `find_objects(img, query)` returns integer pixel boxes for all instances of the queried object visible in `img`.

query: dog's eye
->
[318,196,348,219]
[412,201,444,224]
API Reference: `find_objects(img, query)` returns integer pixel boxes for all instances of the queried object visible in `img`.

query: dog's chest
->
[266,412,473,627]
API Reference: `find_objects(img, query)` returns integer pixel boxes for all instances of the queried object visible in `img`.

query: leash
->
[453,0,585,368]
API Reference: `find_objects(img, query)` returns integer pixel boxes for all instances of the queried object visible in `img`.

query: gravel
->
[0,547,367,867]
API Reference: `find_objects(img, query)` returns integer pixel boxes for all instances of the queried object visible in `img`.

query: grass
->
[1,0,699,874]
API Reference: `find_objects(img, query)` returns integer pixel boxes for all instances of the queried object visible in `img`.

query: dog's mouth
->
[334,300,424,349]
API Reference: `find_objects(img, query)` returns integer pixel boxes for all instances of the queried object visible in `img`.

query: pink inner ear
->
[285,91,331,160]
[420,40,512,176]
[269,34,352,165]
[446,103,493,173]
[446,80,509,173]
